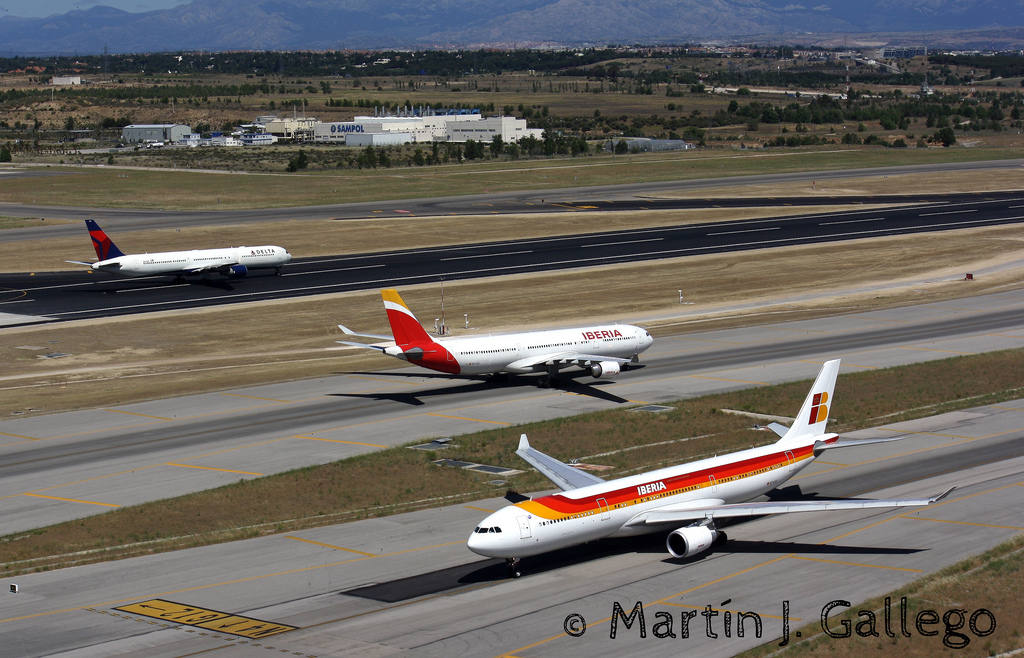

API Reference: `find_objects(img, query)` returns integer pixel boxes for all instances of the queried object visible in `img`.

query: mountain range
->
[0,0,1022,55]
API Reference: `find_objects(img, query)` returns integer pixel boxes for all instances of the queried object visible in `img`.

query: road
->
[4,190,1024,325]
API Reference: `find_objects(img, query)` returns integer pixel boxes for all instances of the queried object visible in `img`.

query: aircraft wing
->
[630,486,956,526]
[506,352,632,372]
[184,260,240,274]
[516,434,605,491]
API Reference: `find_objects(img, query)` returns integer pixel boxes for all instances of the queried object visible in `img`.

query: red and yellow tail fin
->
[381,289,434,346]
[778,359,840,443]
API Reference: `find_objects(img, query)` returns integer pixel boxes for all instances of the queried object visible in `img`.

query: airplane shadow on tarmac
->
[327,369,637,406]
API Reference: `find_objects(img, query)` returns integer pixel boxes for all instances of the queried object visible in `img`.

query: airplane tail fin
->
[381,289,435,346]
[85,220,126,260]
[778,359,841,443]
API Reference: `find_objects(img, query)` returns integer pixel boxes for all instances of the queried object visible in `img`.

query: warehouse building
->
[444,116,543,143]
[121,124,191,144]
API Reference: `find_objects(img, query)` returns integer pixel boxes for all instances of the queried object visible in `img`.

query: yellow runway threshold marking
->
[23,493,120,508]
[287,535,376,556]
[115,599,296,639]
[165,463,262,476]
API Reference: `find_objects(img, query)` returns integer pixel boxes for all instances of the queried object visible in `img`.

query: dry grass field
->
[1,146,1020,210]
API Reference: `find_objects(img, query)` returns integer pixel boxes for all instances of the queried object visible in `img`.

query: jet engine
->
[666,525,719,559]
[589,361,621,379]
[226,264,248,278]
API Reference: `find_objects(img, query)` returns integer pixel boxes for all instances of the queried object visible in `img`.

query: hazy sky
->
[0,0,189,17]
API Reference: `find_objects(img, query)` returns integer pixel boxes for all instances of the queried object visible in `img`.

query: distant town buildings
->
[880,46,927,59]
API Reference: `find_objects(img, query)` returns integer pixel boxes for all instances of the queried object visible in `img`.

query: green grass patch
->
[3,348,1024,574]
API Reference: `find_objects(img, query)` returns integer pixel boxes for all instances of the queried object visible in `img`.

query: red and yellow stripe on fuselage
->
[514,441,824,521]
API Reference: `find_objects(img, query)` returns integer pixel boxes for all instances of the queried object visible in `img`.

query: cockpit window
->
[474,526,503,533]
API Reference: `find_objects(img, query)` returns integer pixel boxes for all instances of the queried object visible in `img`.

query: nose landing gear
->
[506,557,521,579]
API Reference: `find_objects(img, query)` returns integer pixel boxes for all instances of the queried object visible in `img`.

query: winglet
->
[931,485,956,503]
[518,434,530,451]
[85,220,126,260]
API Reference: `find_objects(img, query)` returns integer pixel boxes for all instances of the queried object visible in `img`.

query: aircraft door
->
[785,450,796,471]
[709,475,718,493]
[516,515,532,539]
[597,498,611,521]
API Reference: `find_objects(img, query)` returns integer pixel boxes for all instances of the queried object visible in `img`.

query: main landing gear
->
[506,557,522,579]
[538,366,561,388]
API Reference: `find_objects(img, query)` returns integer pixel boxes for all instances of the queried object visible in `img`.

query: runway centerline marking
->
[427,413,511,426]
[906,517,1024,530]
[287,535,376,556]
[105,409,173,421]
[165,463,262,476]
[23,493,120,508]
[295,435,386,448]
[219,393,290,402]
[788,555,922,572]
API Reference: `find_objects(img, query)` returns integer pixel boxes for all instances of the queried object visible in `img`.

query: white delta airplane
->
[338,288,654,385]
[468,359,955,577]
[67,220,292,279]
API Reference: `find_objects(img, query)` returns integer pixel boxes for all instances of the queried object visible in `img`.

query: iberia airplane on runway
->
[338,288,654,385]
[468,359,954,577]
[66,220,292,278]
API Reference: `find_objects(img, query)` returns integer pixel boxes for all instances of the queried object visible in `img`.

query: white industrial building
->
[347,132,414,147]
[444,116,543,143]
[312,114,541,145]
[122,124,191,144]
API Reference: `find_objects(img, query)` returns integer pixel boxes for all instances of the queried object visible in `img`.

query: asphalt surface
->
[5,190,1024,324]
[1,399,1021,657]
[3,289,1023,536]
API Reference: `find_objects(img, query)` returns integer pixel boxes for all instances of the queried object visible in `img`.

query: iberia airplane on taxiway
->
[338,288,653,385]
[66,220,292,279]
[468,358,954,577]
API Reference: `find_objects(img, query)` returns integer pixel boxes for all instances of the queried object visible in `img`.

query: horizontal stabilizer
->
[638,486,955,525]
[516,434,605,492]
[335,340,388,352]
[338,324,393,341]
[766,422,789,437]
[66,260,98,267]
[813,435,905,456]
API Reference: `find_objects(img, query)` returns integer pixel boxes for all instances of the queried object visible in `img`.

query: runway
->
[3,289,1024,537]
[4,190,1024,325]
[2,158,1023,240]
[1,397,1020,657]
